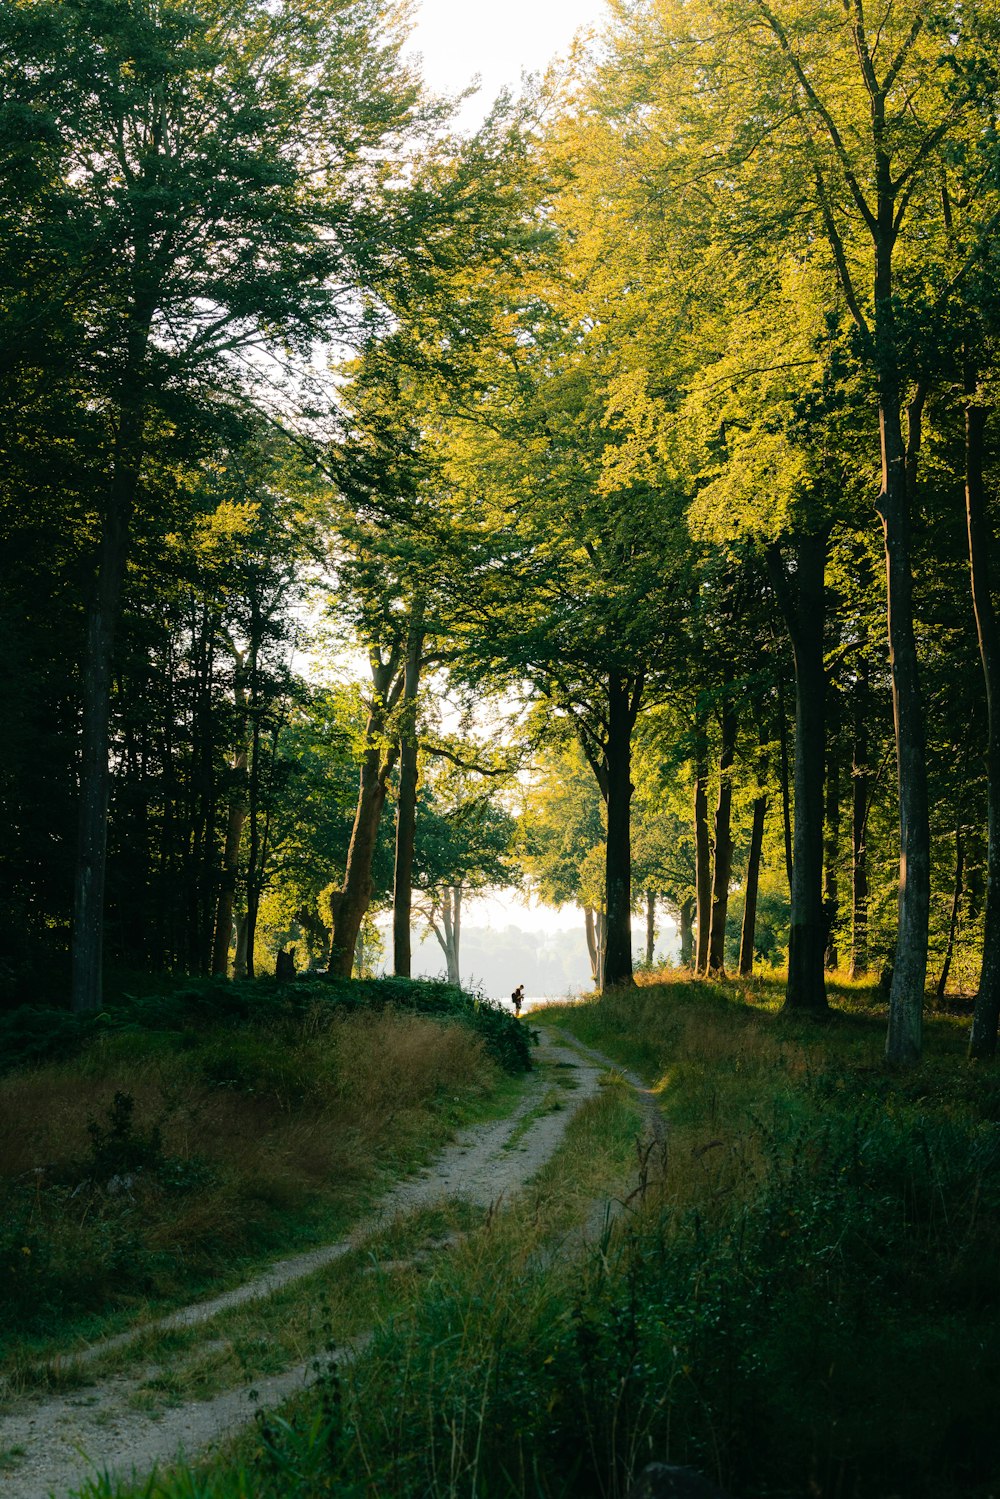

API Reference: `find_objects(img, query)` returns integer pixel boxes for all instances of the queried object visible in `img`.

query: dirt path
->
[0,1027,653,1499]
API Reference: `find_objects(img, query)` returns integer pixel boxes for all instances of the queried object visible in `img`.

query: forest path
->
[0,1025,657,1499]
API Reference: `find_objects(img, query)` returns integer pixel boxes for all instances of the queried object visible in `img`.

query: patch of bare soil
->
[0,1028,646,1499]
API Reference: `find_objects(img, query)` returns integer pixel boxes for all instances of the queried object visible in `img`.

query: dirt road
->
[0,1027,654,1499]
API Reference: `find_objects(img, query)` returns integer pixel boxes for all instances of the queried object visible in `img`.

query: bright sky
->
[406,0,610,127]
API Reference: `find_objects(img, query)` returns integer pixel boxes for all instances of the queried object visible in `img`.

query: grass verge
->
[1,979,529,1373]
[69,979,1000,1499]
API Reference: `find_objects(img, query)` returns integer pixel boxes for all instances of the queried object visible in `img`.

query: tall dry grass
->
[0,1009,497,1348]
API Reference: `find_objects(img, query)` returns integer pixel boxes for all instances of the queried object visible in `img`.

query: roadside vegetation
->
[71,977,1000,1499]
[0,978,528,1371]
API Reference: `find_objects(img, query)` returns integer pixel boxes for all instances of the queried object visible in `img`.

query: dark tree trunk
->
[769,534,829,1015]
[244,631,263,980]
[603,671,638,990]
[233,910,249,979]
[329,739,398,977]
[938,824,965,1003]
[850,670,872,980]
[693,716,712,976]
[824,693,842,971]
[71,402,145,1013]
[739,796,767,977]
[645,891,656,967]
[328,649,404,978]
[965,380,1000,1057]
[211,651,248,978]
[393,620,424,979]
[777,684,794,897]
[708,690,737,975]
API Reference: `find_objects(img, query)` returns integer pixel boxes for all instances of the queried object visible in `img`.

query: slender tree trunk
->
[938,825,965,1002]
[824,694,842,971]
[850,673,872,980]
[693,716,712,976]
[603,671,638,990]
[596,909,606,990]
[233,910,248,979]
[777,684,794,897]
[328,648,404,978]
[393,619,423,978]
[448,884,462,985]
[645,891,656,966]
[965,380,1000,1057]
[769,534,829,1014]
[432,886,463,986]
[211,653,248,978]
[739,796,767,977]
[244,632,263,980]
[875,211,930,1061]
[708,690,737,975]
[584,905,599,984]
[679,897,695,970]
[71,399,146,1013]
[329,739,398,977]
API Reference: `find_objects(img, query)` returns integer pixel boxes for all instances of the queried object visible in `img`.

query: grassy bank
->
[0,978,528,1368]
[73,976,1000,1499]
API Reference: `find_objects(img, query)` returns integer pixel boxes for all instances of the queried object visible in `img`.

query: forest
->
[4,0,1000,1494]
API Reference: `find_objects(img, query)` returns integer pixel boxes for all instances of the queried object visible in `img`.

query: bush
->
[0,976,532,1079]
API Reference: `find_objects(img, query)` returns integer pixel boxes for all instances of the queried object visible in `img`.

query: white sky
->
[405,0,610,127]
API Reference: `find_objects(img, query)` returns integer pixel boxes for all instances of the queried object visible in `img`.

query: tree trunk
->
[965,380,1000,1057]
[211,652,248,978]
[693,715,712,976]
[393,619,424,978]
[876,205,930,1061]
[824,694,842,971]
[708,690,737,975]
[584,904,599,984]
[328,648,404,978]
[645,891,656,966]
[777,685,794,897]
[596,909,606,989]
[448,884,462,985]
[679,897,695,969]
[233,910,249,979]
[71,397,147,1012]
[602,671,638,990]
[329,739,397,977]
[431,885,463,986]
[769,534,829,1015]
[739,795,767,977]
[938,824,965,1002]
[850,667,872,979]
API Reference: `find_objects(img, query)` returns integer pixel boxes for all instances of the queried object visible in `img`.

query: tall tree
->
[2,0,430,1010]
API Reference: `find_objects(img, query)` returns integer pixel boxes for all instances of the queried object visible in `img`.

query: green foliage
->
[0,975,531,1080]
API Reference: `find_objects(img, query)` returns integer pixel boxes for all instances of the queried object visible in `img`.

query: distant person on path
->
[511,984,524,1017]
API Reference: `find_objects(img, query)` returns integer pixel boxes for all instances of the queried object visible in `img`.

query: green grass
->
[70,1068,648,1499]
[70,975,1000,1499]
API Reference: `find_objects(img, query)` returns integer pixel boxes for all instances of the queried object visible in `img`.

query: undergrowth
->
[75,976,1000,1499]
[0,979,521,1352]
